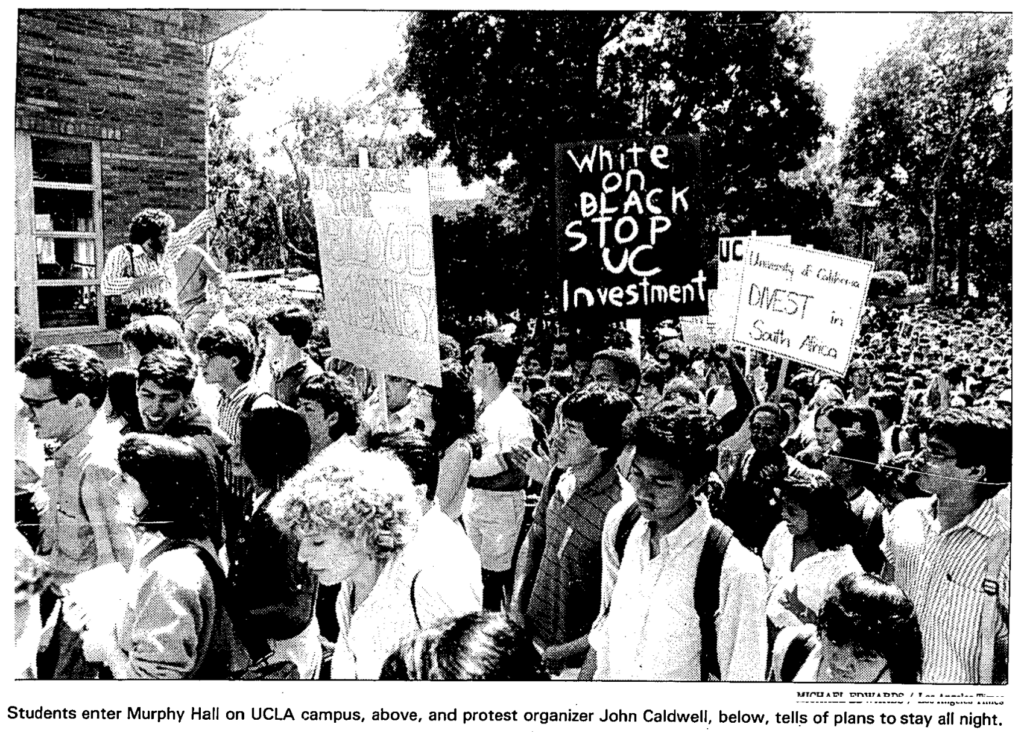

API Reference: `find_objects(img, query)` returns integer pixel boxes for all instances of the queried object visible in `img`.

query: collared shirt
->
[100,244,171,304]
[271,355,323,409]
[469,385,534,479]
[884,496,1009,683]
[173,244,223,319]
[38,417,130,584]
[590,500,767,680]
[526,466,627,647]
[217,381,265,447]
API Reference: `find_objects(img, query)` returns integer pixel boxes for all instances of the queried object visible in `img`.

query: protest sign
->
[554,135,714,319]
[308,166,441,387]
[732,240,873,375]
[707,235,792,343]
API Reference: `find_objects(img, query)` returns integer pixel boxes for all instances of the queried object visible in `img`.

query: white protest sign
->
[707,235,791,343]
[733,240,873,375]
[308,166,441,387]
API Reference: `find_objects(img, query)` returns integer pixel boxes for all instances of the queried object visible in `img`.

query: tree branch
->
[280,137,317,231]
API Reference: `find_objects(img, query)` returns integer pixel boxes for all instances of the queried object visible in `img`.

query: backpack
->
[613,504,734,681]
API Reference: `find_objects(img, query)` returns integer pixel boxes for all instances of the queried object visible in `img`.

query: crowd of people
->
[13,207,1012,682]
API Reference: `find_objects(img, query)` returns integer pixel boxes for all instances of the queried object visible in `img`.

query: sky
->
[224,11,920,172]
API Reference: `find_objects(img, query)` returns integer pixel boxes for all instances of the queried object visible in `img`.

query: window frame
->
[15,130,106,332]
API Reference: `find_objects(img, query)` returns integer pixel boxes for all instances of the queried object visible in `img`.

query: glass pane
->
[38,285,100,328]
[36,237,97,280]
[34,188,95,232]
[31,138,93,184]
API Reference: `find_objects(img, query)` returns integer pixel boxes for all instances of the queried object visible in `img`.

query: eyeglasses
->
[21,394,61,412]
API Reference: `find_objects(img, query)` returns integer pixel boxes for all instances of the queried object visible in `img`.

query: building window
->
[15,132,105,331]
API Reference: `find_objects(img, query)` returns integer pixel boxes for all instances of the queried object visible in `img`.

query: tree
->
[841,14,1011,298]
[399,11,831,298]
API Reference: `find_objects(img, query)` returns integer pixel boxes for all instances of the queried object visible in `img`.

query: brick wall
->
[17,9,210,255]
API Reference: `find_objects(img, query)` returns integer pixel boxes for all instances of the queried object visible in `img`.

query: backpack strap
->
[614,502,643,563]
[410,570,423,629]
[978,530,1010,684]
[695,518,733,681]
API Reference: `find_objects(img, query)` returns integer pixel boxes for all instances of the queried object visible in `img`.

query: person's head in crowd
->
[115,433,219,543]
[546,370,574,396]
[816,573,922,683]
[552,383,635,475]
[570,354,591,390]
[240,397,312,491]
[470,331,521,393]
[385,375,416,412]
[809,378,845,412]
[195,323,256,394]
[510,368,526,401]
[550,339,570,371]
[823,427,883,494]
[528,387,561,434]
[655,338,688,378]
[264,303,314,369]
[521,348,548,377]
[121,316,186,369]
[128,208,174,256]
[773,390,803,437]
[868,390,902,433]
[379,612,549,681]
[296,372,360,455]
[788,371,818,406]
[629,399,717,526]
[847,356,872,393]
[749,403,790,453]
[588,348,641,396]
[366,428,439,506]
[662,376,703,406]
[420,363,479,456]
[17,345,107,443]
[919,407,1010,502]
[777,474,859,550]
[269,450,420,587]
[522,374,547,406]
[135,349,196,433]
[638,362,668,410]
[439,333,462,365]
[836,405,883,453]
[949,391,974,408]
[128,295,179,323]
[14,318,32,363]
[815,402,846,450]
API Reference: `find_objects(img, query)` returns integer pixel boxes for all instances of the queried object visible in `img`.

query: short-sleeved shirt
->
[883,496,1009,683]
[526,466,627,647]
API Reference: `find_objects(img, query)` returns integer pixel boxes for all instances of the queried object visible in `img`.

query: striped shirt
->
[100,244,171,304]
[526,466,627,647]
[883,496,1009,683]
[217,381,265,446]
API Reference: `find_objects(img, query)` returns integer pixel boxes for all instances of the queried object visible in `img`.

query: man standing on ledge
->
[465,332,535,611]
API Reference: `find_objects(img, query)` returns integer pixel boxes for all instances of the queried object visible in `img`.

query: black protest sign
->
[554,135,713,320]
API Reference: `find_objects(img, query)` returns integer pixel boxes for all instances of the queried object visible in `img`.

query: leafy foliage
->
[841,14,1011,301]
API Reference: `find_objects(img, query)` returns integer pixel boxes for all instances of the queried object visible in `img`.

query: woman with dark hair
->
[418,365,481,522]
[74,433,231,678]
[379,612,549,680]
[230,397,319,678]
[762,474,863,632]
[771,572,922,683]
[795,402,845,469]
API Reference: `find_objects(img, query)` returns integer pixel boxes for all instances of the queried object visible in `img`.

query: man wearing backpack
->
[583,399,767,680]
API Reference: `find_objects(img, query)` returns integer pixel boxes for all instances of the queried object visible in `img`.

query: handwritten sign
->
[309,166,441,387]
[554,135,713,319]
[733,240,873,375]
[707,235,792,343]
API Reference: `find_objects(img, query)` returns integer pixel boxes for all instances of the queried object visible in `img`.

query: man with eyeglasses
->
[882,407,1011,683]
[16,346,132,608]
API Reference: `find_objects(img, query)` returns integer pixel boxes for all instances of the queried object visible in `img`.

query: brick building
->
[15,9,263,348]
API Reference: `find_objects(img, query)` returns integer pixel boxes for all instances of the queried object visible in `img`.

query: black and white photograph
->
[8,5,1015,718]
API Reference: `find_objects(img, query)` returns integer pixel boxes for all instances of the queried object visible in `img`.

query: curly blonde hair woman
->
[269,450,480,678]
